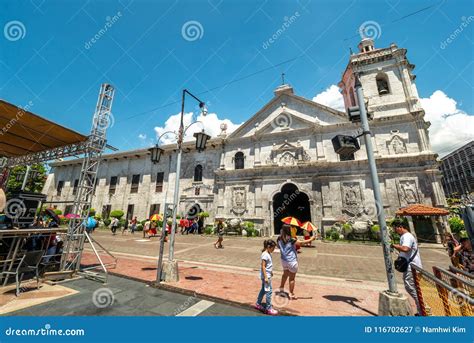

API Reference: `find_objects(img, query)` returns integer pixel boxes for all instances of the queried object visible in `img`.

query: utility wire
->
[118,56,301,122]
[343,0,442,41]
[436,138,473,156]
[118,2,440,122]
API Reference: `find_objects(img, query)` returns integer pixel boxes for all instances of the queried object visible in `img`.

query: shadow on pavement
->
[323,295,378,316]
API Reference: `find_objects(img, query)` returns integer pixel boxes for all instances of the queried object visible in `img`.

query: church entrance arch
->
[272,183,311,235]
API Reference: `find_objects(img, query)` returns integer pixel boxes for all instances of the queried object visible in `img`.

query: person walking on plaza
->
[110,217,119,235]
[143,219,150,238]
[391,219,423,315]
[255,239,278,315]
[130,216,138,234]
[277,224,315,300]
[214,219,225,249]
[122,217,129,235]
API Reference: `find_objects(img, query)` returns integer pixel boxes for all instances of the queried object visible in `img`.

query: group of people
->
[29,212,64,265]
[109,216,139,235]
[255,219,427,316]
[255,224,315,315]
[110,216,202,238]
[445,232,474,273]
[179,218,200,235]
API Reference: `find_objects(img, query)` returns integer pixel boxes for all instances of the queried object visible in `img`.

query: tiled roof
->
[396,204,449,216]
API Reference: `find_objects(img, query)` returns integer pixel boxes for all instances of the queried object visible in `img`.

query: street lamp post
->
[354,74,411,315]
[149,89,209,282]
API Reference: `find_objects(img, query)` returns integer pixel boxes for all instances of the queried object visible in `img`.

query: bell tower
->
[338,38,422,118]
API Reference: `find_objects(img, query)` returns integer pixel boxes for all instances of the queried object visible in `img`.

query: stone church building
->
[43,39,447,238]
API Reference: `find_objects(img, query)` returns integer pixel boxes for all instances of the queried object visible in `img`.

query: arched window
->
[234,152,244,169]
[194,165,203,182]
[376,73,390,95]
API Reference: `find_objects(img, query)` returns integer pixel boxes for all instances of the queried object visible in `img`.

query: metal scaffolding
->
[60,83,115,275]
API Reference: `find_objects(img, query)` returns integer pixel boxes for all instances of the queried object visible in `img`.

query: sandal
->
[290,294,298,300]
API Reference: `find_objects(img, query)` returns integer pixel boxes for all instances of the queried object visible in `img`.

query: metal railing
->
[448,265,474,283]
[412,264,473,316]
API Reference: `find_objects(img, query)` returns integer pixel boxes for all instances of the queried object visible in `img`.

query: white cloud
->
[312,85,345,112]
[138,133,147,140]
[154,111,241,145]
[420,90,474,157]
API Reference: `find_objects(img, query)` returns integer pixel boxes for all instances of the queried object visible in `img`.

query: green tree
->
[448,217,464,234]
[109,210,124,219]
[6,164,47,195]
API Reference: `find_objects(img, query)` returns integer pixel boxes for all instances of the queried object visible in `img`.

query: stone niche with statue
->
[230,186,247,215]
[339,181,375,240]
[397,179,420,207]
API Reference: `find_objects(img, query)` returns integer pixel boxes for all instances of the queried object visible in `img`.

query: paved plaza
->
[5,275,260,317]
[89,230,450,283]
[76,230,451,316]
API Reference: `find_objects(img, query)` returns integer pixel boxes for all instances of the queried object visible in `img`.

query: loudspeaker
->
[331,135,360,155]
[5,191,46,228]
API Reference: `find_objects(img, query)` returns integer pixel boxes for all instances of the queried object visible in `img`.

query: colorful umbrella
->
[150,213,163,221]
[281,216,302,227]
[301,221,317,232]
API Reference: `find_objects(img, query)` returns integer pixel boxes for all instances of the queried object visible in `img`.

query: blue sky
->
[0,0,472,155]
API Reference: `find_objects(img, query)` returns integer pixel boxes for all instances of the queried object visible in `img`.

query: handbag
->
[394,247,418,273]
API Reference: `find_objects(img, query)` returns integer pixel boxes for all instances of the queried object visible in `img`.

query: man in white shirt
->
[391,219,422,315]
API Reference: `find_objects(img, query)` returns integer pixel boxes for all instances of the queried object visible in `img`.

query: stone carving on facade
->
[398,179,419,205]
[341,182,363,216]
[231,187,247,215]
[266,140,311,166]
[387,135,407,155]
[280,151,297,166]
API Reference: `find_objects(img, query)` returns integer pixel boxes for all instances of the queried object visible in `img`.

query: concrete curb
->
[98,268,294,316]
[150,281,297,316]
[104,269,296,316]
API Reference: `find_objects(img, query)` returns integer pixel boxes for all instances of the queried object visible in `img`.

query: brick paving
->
[81,251,382,316]
[79,230,450,316]
[88,230,450,282]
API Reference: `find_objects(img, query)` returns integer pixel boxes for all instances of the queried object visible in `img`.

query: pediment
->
[272,140,300,152]
[228,93,346,139]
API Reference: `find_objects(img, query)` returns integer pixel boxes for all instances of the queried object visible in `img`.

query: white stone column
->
[316,134,326,160]
[219,147,226,170]
[255,182,262,217]
[431,216,442,243]
[268,200,274,237]
[415,119,430,152]
[254,141,261,166]
[407,216,417,239]
[372,134,379,156]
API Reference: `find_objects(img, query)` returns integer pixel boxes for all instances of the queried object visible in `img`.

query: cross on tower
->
[281,72,285,85]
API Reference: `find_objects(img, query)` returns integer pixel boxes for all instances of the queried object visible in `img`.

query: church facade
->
[43,39,447,238]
